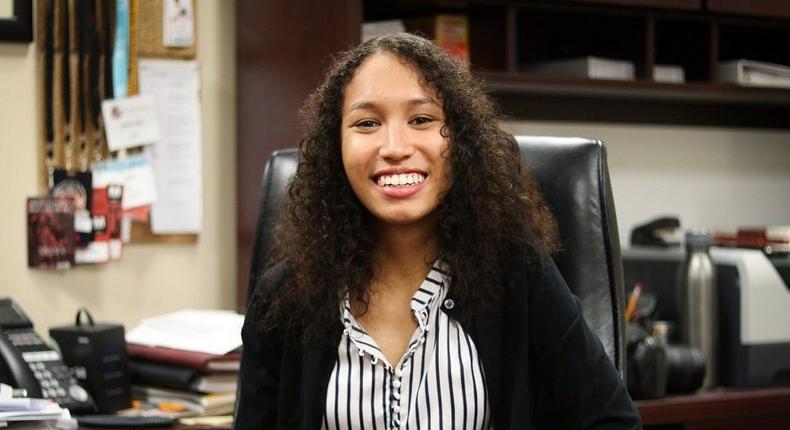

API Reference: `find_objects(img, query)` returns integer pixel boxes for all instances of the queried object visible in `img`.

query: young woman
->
[234,33,641,430]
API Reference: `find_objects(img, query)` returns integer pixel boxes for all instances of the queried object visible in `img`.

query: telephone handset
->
[0,298,96,413]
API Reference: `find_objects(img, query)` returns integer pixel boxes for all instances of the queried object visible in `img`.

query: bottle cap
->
[651,320,672,345]
[685,229,712,248]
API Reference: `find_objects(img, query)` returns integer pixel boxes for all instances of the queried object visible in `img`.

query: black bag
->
[49,308,132,413]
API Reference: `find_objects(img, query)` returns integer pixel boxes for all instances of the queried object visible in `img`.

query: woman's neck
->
[370,218,438,294]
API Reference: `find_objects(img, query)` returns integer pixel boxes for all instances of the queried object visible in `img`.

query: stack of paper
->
[131,386,236,417]
[718,59,790,88]
[0,384,76,430]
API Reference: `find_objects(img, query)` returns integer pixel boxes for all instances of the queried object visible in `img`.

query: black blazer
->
[234,251,642,430]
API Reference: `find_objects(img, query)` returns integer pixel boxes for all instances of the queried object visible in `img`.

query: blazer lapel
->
[302,324,342,429]
[469,308,503,426]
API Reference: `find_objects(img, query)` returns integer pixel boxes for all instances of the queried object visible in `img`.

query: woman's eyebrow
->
[346,100,377,114]
[345,97,441,115]
[408,97,441,108]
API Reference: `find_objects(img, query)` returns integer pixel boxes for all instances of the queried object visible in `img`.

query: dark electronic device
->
[0,298,96,413]
[49,308,132,413]
[630,216,681,247]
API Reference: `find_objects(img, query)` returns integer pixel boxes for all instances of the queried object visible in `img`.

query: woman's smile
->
[373,169,428,198]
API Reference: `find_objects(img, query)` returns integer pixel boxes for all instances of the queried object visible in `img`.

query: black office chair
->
[247,136,626,373]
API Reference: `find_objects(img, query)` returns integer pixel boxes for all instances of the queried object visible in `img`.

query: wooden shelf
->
[479,71,790,128]
[480,71,790,105]
[636,386,790,430]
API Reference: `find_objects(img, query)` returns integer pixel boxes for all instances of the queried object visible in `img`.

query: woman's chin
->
[370,210,437,229]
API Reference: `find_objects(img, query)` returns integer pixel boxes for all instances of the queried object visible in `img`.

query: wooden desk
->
[636,386,790,430]
[79,389,790,429]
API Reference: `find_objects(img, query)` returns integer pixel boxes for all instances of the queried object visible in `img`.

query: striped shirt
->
[322,262,491,430]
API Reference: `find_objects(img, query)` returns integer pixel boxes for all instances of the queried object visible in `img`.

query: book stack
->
[126,344,240,418]
[523,56,636,81]
[123,310,245,419]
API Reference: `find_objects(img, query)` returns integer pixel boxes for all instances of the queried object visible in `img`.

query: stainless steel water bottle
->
[676,229,717,389]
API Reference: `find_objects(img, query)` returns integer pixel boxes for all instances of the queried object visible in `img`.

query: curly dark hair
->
[263,33,558,339]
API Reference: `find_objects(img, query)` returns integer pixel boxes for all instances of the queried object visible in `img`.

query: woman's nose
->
[379,124,414,161]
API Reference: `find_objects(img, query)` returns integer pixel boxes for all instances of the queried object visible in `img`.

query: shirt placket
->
[392,305,435,429]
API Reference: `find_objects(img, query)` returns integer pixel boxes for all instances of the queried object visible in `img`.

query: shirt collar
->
[409,260,449,313]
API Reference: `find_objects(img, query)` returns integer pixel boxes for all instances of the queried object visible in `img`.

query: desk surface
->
[78,388,790,429]
[636,386,790,430]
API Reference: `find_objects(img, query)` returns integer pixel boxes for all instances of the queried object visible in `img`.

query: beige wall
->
[504,121,790,247]
[0,0,236,333]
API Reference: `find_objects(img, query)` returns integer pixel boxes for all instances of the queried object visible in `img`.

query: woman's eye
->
[353,119,379,128]
[411,116,434,126]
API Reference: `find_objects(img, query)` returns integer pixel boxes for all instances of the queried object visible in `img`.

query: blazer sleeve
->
[233,265,287,430]
[528,256,642,430]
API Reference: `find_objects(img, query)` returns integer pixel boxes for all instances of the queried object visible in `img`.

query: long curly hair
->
[263,33,558,339]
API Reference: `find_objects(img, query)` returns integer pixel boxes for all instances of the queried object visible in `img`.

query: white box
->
[653,64,685,83]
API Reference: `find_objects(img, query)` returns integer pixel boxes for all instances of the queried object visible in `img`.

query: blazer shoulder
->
[252,260,291,299]
[505,249,560,288]
[245,261,292,332]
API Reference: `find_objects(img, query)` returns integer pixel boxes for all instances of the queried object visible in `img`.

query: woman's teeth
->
[377,173,425,187]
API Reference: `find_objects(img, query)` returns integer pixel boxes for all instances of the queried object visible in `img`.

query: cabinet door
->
[566,0,701,10]
[708,0,790,19]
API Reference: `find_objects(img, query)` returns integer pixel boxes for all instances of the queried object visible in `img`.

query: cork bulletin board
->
[35,0,200,246]
[131,0,198,243]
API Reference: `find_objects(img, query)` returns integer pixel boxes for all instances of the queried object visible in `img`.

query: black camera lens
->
[665,344,706,394]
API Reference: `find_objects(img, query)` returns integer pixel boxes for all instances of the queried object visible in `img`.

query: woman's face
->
[340,52,450,229]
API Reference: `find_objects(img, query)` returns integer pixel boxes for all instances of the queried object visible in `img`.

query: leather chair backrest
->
[515,136,625,372]
[248,136,625,372]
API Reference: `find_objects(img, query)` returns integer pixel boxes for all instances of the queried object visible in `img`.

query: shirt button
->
[443,299,455,309]
[395,367,404,378]
[392,404,400,414]
[392,379,401,389]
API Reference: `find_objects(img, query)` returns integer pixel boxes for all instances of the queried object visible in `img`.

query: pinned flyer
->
[93,154,158,210]
[163,0,195,47]
[101,94,162,151]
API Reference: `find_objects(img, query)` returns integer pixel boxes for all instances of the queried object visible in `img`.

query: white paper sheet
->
[125,309,244,355]
[101,95,162,151]
[138,59,203,234]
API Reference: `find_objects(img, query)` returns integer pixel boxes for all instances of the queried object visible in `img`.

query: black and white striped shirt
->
[322,263,491,430]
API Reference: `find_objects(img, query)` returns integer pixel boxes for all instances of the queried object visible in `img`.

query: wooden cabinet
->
[708,0,790,20]
[364,0,790,128]
[637,387,790,430]
[565,0,702,11]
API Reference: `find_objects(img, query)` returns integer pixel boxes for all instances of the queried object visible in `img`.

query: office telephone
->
[0,297,96,413]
